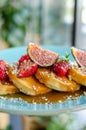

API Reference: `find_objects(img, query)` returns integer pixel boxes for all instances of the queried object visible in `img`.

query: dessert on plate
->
[0,43,86,96]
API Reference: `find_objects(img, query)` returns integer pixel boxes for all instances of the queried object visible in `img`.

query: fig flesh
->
[27,43,59,67]
[71,47,86,68]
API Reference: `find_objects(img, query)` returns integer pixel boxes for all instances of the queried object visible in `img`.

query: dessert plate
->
[0,45,86,116]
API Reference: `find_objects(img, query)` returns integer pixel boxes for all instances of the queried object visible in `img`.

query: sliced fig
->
[27,43,59,67]
[71,47,86,68]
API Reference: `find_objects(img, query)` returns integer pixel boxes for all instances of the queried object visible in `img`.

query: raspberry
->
[52,60,70,77]
[18,54,30,65]
[0,60,7,80]
[17,59,38,78]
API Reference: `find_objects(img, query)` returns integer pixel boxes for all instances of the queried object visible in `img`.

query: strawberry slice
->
[17,57,38,78]
[0,60,7,80]
[52,60,70,77]
[18,54,30,65]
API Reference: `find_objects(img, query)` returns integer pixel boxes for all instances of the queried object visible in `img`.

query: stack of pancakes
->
[0,43,86,96]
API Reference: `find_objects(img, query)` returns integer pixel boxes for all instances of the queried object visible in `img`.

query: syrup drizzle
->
[1,86,86,104]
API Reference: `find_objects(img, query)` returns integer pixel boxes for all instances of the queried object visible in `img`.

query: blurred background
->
[0,0,86,48]
[0,0,86,130]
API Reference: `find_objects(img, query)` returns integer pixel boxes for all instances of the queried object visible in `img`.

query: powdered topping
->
[70,61,78,67]
[78,67,86,75]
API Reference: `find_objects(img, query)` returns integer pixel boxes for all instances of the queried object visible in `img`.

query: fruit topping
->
[18,54,30,65]
[71,47,86,68]
[0,60,7,80]
[52,60,70,77]
[28,43,59,67]
[17,55,38,78]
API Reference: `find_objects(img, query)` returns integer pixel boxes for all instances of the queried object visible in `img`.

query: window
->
[0,0,86,47]
[75,0,86,48]
[26,0,75,46]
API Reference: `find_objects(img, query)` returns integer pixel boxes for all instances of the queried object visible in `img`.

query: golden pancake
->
[7,66,51,96]
[35,68,80,92]
[68,66,86,86]
[0,80,19,95]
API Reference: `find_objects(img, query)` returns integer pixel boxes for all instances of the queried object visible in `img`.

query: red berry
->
[52,60,70,77]
[18,54,30,65]
[17,59,38,78]
[0,60,7,80]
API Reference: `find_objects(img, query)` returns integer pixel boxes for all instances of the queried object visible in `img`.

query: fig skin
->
[71,47,86,68]
[27,43,59,67]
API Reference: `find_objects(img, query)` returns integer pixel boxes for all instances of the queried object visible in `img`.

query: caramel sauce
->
[2,87,86,104]
[0,80,12,85]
